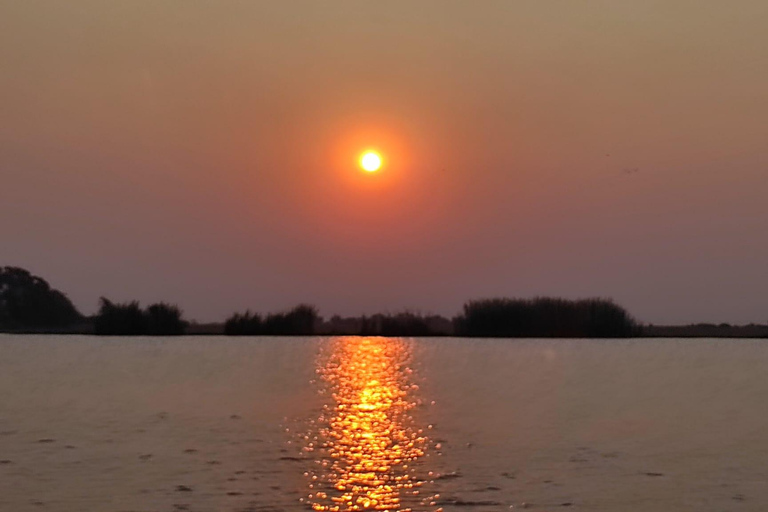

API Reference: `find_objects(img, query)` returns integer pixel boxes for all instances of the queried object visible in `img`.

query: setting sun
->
[360,151,382,172]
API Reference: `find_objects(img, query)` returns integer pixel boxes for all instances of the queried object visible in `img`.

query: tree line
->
[1,266,643,337]
[453,297,642,338]
[93,298,185,335]
[224,305,317,335]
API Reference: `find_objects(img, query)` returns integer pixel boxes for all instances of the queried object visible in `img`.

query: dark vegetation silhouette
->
[370,312,451,336]
[224,311,262,335]
[644,323,768,338]
[224,310,452,336]
[0,266,82,331]
[365,313,435,337]
[318,312,452,336]
[225,304,318,335]
[7,266,766,338]
[146,303,186,335]
[94,298,185,335]
[454,297,641,337]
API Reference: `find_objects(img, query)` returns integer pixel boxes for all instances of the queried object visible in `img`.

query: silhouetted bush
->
[454,297,641,338]
[94,298,147,335]
[321,312,453,336]
[264,304,318,335]
[224,311,262,335]
[145,302,185,335]
[380,313,433,337]
[94,298,186,335]
[225,304,318,335]
[0,267,82,330]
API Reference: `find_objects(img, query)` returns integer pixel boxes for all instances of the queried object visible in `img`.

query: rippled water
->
[1,335,767,511]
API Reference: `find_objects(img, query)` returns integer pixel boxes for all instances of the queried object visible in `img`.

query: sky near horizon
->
[1,1,767,324]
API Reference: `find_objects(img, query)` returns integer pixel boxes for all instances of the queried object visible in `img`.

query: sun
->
[360,151,382,172]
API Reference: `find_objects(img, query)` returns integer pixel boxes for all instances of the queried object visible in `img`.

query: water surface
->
[0,335,766,511]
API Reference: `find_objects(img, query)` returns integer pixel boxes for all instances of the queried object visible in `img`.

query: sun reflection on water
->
[301,337,438,511]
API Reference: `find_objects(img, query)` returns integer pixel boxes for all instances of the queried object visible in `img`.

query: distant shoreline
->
[2,324,767,338]
[3,266,767,338]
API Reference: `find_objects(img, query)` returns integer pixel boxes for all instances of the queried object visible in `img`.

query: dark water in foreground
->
[0,336,767,511]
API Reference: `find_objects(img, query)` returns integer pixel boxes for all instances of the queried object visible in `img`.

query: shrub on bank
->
[225,304,318,335]
[454,297,641,338]
[94,298,185,335]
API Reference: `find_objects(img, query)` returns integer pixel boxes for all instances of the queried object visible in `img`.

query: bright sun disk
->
[360,151,382,172]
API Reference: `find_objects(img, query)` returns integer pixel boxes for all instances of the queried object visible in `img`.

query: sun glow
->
[360,151,382,172]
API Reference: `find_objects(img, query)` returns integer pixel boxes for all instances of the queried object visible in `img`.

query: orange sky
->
[1,1,767,323]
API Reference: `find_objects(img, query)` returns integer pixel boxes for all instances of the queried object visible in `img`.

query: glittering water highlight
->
[300,337,438,511]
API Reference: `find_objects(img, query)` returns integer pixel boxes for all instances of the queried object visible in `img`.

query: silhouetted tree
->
[358,315,377,336]
[146,302,185,335]
[225,304,318,335]
[0,267,82,330]
[93,298,146,335]
[380,312,433,337]
[93,298,186,335]
[454,297,640,338]
[319,311,452,336]
[263,304,318,335]
[224,311,262,335]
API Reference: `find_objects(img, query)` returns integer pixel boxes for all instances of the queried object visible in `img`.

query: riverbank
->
[3,322,768,338]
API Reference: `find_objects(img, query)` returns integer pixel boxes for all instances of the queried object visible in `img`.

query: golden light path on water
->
[300,337,439,512]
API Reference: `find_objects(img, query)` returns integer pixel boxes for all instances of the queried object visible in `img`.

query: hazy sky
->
[2,1,767,324]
